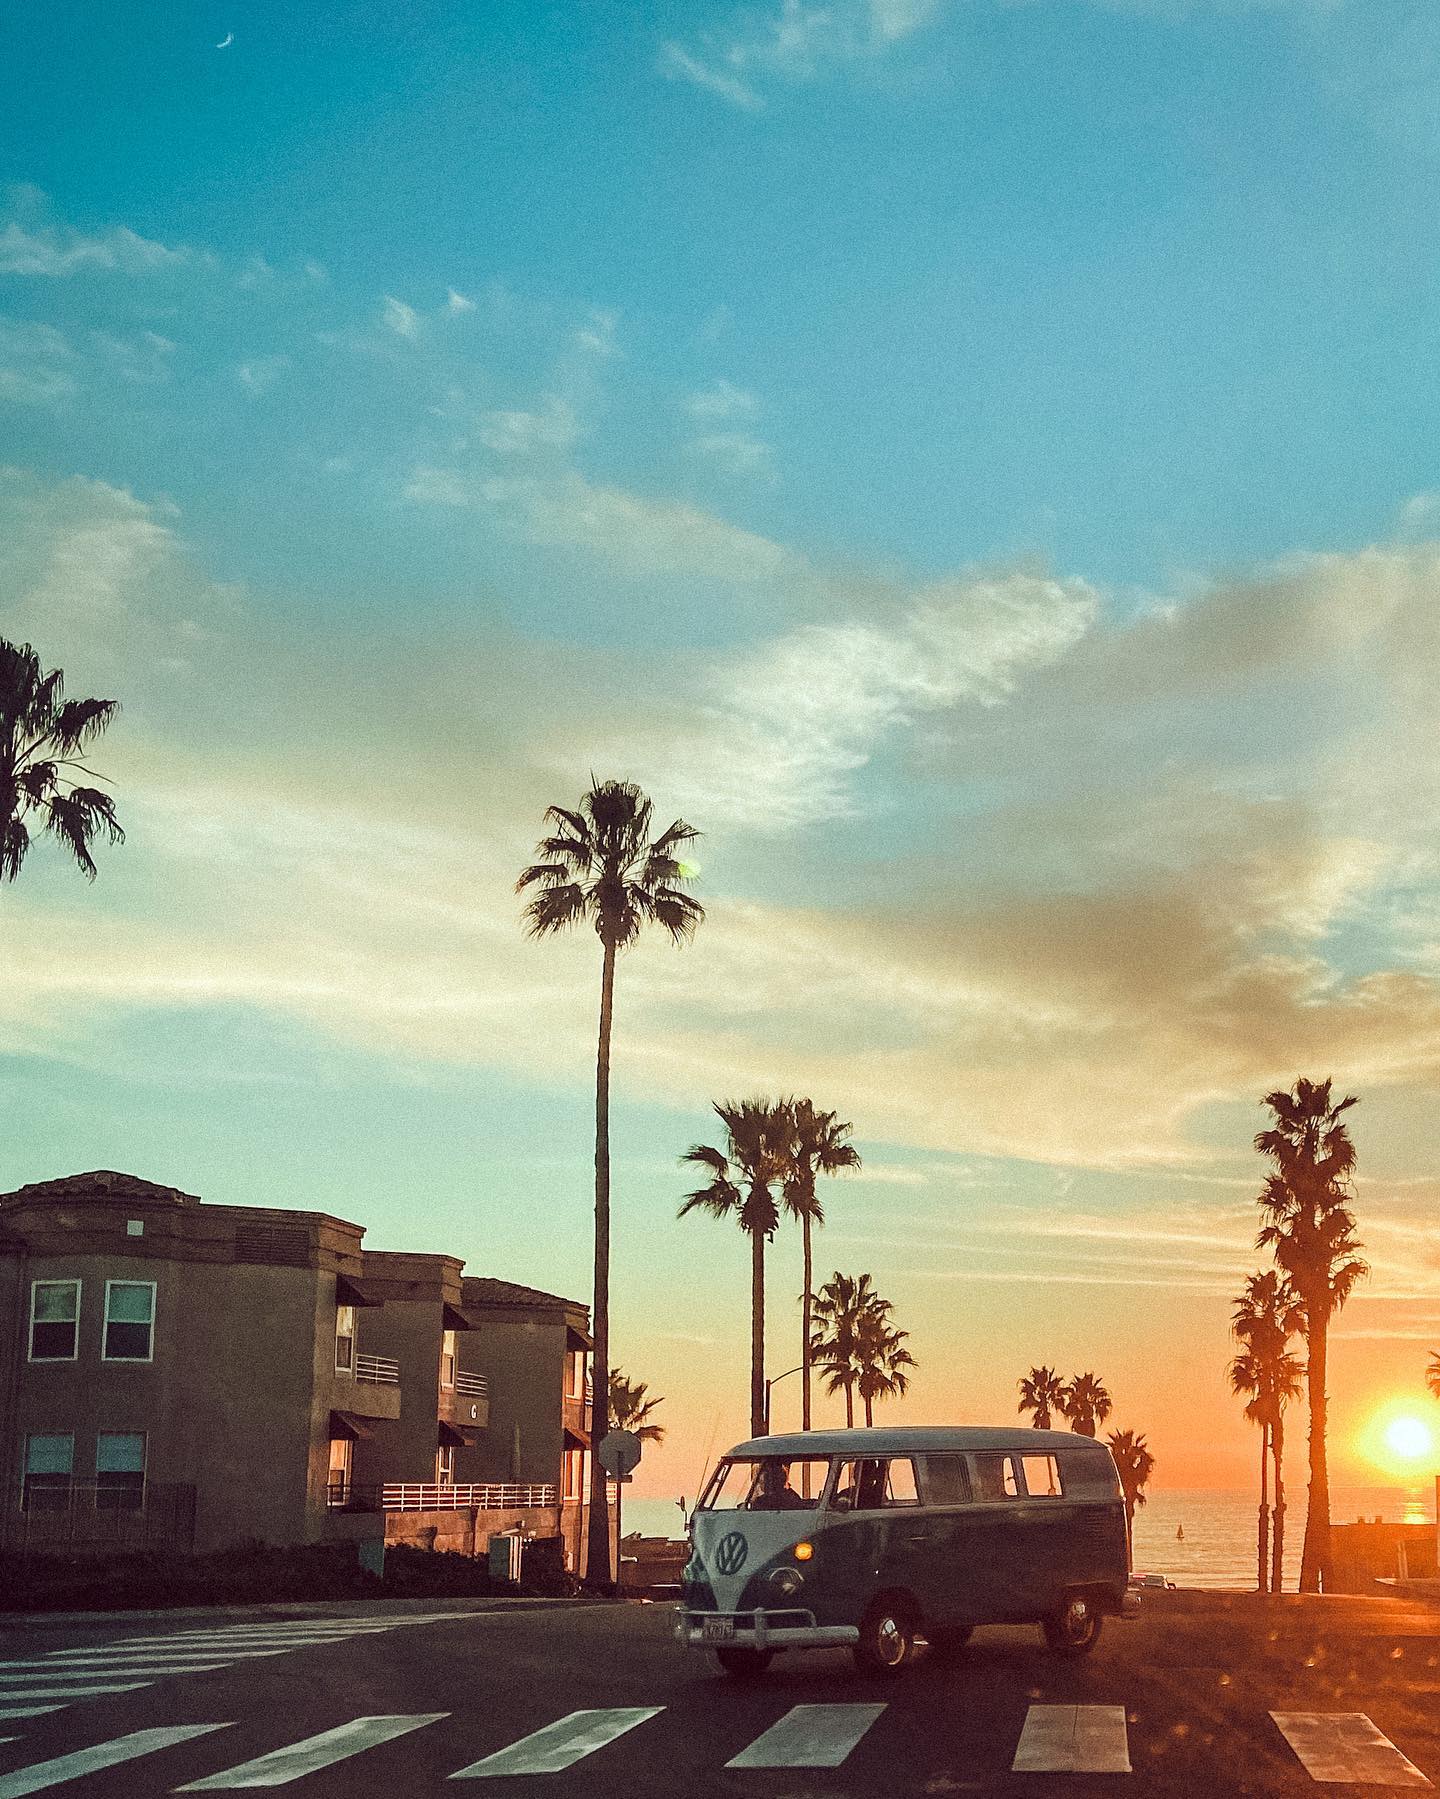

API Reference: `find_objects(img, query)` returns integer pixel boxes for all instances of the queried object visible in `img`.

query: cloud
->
[687,431,776,480]
[381,295,420,339]
[476,397,579,456]
[658,43,765,109]
[236,356,290,396]
[445,288,476,315]
[685,379,760,421]
[573,308,620,357]
[0,218,192,278]
[0,318,76,406]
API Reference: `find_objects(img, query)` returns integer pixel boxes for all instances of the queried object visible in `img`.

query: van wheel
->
[853,1599,918,1675]
[926,1624,973,1661]
[1042,1594,1103,1656]
[714,1647,773,1679]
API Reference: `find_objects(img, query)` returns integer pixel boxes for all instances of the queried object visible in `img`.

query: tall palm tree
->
[679,1098,790,1437]
[1255,1077,1366,1593]
[1106,1429,1155,1557]
[1018,1366,1067,1430]
[810,1272,886,1429]
[781,1100,861,1440]
[1427,1352,1440,1401]
[856,1311,916,1426]
[1,638,124,883]
[608,1369,665,1444]
[1061,1372,1113,1438]
[1231,1270,1304,1593]
[519,778,702,1585]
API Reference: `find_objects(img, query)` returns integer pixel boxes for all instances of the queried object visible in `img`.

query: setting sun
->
[1385,1418,1434,1463]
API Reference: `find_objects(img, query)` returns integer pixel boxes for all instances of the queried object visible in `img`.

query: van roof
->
[727,1426,1106,1457]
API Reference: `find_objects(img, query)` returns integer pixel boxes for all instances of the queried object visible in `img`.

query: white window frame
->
[102,1278,156,1364]
[22,1432,75,1511]
[437,1443,456,1486]
[440,1329,456,1390]
[335,1304,356,1374]
[28,1279,80,1363]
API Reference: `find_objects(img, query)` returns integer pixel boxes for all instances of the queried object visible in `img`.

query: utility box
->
[488,1532,524,1585]
[357,1539,385,1580]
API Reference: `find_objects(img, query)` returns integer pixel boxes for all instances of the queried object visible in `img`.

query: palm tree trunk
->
[1301,1312,1329,1593]
[801,1216,813,1435]
[750,1225,766,1438]
[1272,1407,1287,1595]
[864,1389,873,1427]
[1257,1419,1271,1594]
[585,937,617,1587]
[844,1381,854,1429]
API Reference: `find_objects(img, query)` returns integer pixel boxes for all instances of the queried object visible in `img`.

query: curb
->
[0,1595,611,1630]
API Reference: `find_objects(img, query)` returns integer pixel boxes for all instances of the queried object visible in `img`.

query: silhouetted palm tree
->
[1,638,123,883]
[519,778,702,1583]
[810,1272,886,1429]
[1061,1372,1113,1438]
[1018,1366,1067,1430]
[1255,1077,1365,1593]
[1106,1429,1155,1555]
[1231,1270,1304,1592]
[782,1100,861,1438]
[856,1310,916,1427]
[1427,1351,1440,1401]
[608,1369,665,1444]
[679,1098,790,1437]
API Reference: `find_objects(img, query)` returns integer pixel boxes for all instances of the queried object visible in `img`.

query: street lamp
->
[764,1364,805,1433]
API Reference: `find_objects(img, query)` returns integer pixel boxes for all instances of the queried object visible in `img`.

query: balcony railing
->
[3,1481,197,1553]
[328,1482,556,1513]
[355,1354,400,1385]
[454,1370,489,1397]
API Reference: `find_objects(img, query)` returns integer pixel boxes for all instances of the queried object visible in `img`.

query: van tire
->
[714,1647,773,1679]
[1042,1593,1103,1656]
[926,1624,973,1660]
[853,1598,919,1675]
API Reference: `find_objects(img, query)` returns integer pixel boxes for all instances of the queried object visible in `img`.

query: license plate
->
[701,1618,735,1643]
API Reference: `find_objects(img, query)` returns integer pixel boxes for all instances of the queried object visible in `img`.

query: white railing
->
[380,1482,556,1513]
[355,1354,400,1385]
[455,1370,489,1397]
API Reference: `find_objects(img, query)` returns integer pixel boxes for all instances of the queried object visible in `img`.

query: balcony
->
[328,1481,556,1513]
[334,1353,401,1422]
[440,1369,490,1433]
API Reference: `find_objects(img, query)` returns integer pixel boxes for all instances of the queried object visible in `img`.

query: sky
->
[4,0,1440,1506]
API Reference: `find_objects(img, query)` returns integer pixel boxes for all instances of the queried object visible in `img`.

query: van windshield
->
[699,1457,827,1511]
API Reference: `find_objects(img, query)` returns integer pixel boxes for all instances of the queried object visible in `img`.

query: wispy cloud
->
[381,295,420,340]
[573,307,620,357]
[476,396,579,456]
[236,355,290,396]
[446,288,476,314]
[0,217,192,277]
[0,318,76,406]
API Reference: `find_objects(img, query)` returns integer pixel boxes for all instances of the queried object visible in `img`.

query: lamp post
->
[764,1364,805,1433]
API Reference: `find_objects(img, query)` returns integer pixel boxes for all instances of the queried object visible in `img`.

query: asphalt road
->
[2,1591,1440,1796]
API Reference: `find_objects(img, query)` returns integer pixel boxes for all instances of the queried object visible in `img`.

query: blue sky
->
[5,0,1440,1492]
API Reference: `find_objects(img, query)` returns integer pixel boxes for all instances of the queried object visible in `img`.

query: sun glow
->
[1385,1417,1433,1462]
[1359,1402,1437,1478]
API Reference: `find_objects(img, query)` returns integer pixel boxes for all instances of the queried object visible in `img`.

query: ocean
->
[619,1484,1436,1591]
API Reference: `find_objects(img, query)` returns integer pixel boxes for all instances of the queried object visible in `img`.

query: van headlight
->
[769,1565,804,1598]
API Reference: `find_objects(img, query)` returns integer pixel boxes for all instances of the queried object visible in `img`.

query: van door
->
[967,1452,1033,1620]
[823,1456,926,1623]
[915,1453,979,1627]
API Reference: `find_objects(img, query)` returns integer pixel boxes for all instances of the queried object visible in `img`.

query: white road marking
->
[0,1711,62,1723]
[0,1724,230,1799]
[0,1685,154,1703]
[177,1714,448,1789]
[451,1708,663,1777]
[1012,1705,1132,1774]
[38,1651,290,1666]
[725,1704,887,1769]
[0,1668,224,1683]
[1271,1713,1431,1786]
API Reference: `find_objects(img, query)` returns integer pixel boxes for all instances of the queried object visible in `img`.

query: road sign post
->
[597,1430,643,1584]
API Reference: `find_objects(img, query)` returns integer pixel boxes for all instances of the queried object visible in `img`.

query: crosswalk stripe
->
[37,1652,290,1666]
[724,1704,887,1770]
[1013,1705,1132,1774]
[0,1685,153,1703]
[0,1711,62,1724]
[115,1633,379,1646]
[450,1709,663,1778]
[1271,1713,1431,1787]
[0,1724,230,1799]
[176,1714,448,1789]
[0,1669,223,1684]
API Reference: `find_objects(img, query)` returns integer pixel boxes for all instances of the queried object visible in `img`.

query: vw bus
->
[677,1426,1132,1676]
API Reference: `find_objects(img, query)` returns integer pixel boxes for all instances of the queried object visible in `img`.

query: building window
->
[103,1281,155,1361]
[566,1350,586,1400]
[96,1433,146,1511]
[563,1448,584,1501]
[29,1281,80,1362]
[437,1444,456,1486]
[328,1437,353,1506]
[440,1329,456,1389]
[335,1305,355,1373]
[23,1434,73,1511]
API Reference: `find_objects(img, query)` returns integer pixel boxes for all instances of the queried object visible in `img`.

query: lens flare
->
[1384,1416,1433,1462]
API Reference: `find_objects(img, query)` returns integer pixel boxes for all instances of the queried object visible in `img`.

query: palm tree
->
[1231,1270,1304,1593]
[1,638,124,883]
[608,1369,665,1444]
[518,778,702,1585]
[1061,1372,1113,1438]
[856,1310,916,1427]
[810,1272,886,1428]
[781,1100,861,1440]
[1018,1366,1067,1430]
[1255,1077,1366,1593]
[1106,1429,1155,1557]
[679,1098,790,1437]
[1427,1352,1440,1401]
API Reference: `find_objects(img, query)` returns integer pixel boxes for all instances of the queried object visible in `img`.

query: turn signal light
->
[794,1540,814,1561]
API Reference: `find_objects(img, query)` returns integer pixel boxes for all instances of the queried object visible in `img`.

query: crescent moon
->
[216,32,233,48]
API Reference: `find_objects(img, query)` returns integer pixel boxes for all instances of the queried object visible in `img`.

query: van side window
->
[1021,1454,1063,1497]
[972,1454,1020,1500]
[831,1457,918,1510]
[919,1454,971,1505]
[1060,1451,1118,1498]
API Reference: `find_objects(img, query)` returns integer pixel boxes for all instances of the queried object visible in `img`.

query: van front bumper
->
[676,1609,859,1652]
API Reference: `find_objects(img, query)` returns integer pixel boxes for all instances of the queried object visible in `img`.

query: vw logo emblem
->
[715,1531,748,1576]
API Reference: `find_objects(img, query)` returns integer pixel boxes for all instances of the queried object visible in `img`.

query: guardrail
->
[454,1370,489,1397]
[382,1482,556,1512]
[355,1354,400,1385]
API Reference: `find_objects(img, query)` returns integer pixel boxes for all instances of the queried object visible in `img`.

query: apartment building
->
[0,1171,589,1562]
